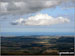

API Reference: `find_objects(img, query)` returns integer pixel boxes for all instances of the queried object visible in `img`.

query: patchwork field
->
[1,36,74,55]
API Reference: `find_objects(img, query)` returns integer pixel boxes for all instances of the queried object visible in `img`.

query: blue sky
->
[0,0,75,36]
[1,7,74,32]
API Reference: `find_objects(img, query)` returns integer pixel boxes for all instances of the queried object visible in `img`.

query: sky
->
[0,0,75,36]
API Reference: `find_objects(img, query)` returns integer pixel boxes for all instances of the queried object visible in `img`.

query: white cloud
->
[11,14,70,26]
[0,0,74,14]
[0,0,60,14]
[14,2,26,8]
[0,2,8,12]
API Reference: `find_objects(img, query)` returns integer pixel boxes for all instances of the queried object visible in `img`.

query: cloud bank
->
[0,0,74,14]
[11,14,70,26]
